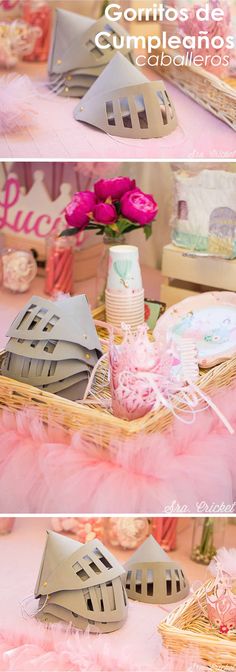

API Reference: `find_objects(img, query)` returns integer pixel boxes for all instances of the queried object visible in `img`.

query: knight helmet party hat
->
[34,531,128,633]
[124,535,189,603]
[48,9,133,97]
[74,53,177,138]
[2,295,102,401]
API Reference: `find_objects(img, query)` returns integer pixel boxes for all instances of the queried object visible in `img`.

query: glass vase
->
[96,233,126,306]
[45,231,76,297]
[23,0,52,62]
[191,518,226,565]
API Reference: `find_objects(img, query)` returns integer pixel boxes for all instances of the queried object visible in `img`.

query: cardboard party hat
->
[124,535,189,604]
[35,531,128,633]
[48,9,133,97]
[74,53,177,139]
[2,295,102,401]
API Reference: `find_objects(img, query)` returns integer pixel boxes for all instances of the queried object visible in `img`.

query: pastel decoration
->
[108,322,233,434]
[51,517,105,544]
[1,248,37,293]
[109,323,194,420]
[205,549,236,634]
[34,531,128,633]
[172,169,236,258]
[124,535,189,604]
[0,19,41,67]
[108,518,150,550]
[74,53,178,139]
[2,294,102,401]
[105,289,145,331]
[48,9,133,97]
[107,245,142,293]
[154,291,236,368]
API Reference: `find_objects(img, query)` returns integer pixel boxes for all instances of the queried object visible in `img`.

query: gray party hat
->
[35,532,128,633]
[2,295,102,401]
[125,535,189,604]
[48,10,133,98]
[74,53,177,138]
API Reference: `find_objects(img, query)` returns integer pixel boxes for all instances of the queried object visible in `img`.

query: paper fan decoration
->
[74,53,177,139]
[124,535,189,604]
[48,9,133,97]
[34,531,128,633]
[1,295,102,401]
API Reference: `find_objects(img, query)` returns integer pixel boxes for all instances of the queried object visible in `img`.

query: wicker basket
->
[151,50,236,130]
[159,580,236,669]
[0,306,235,449]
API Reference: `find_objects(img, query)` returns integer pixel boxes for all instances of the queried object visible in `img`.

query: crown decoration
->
[124,535,189,604]
[34,531,128,633]
[0,171,73,244]
[74,53,178,139]
[48,10,133,98]
[206,549,236,635]
[2,295,102,401]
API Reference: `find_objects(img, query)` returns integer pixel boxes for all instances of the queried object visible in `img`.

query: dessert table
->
[0,63,235,160]
[0,273,235,514]
[0,517,235,671]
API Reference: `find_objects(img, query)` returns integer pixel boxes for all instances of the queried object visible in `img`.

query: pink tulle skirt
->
[0,383,235,513]
[0,621,214,671]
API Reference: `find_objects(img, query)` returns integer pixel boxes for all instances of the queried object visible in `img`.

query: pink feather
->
[0,74,37,134]
[0,382,235,513]
[209,548,236,578]
[0,622,140,671]
[0,622,213,671]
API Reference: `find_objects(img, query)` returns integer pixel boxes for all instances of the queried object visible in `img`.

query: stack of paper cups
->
[105,245,145,329]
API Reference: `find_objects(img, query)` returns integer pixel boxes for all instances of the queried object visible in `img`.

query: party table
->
[0,266,161,350]
[0,517,235,671]
[0,63,235,160]
[0,274,235,514]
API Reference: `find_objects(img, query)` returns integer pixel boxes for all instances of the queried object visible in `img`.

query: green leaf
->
[60,227,80,237]
[144,225,152,240]
[114,200,121,216]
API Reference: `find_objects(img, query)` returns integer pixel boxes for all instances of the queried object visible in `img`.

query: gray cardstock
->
[7,295,102,353]
[2,295,102,402]
[124,536,190,604]
[74,53,178,139]
[48,9,133,97]
[34,532,128,633]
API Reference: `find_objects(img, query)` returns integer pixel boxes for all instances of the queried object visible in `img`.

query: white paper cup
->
[107,245,143,293]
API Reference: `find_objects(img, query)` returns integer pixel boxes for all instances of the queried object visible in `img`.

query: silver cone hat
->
[48,10,133,98]
[74,53,177,138]
[124,536,189,604]
[35,532,128,633]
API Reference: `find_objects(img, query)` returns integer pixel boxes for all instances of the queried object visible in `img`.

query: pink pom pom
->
[0,74,37,134]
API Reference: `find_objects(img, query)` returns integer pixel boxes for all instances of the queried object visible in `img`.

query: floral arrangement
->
[108,517,150,549]
[62,177,158,241]
[191,518,217,565]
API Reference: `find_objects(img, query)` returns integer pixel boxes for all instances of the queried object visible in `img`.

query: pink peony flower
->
[121,188,158,225]
[94,177,136,201]
[94,202,118,224]
[65,191,96,229]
